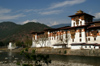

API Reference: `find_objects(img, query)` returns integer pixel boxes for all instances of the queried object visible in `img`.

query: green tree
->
[0,41,4,47]
[16,41,24,47]
[19,48,51,66]
[23,36,32,47]
[25,39,32,47]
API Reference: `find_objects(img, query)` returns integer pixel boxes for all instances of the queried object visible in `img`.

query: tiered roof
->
[69,10,94,17]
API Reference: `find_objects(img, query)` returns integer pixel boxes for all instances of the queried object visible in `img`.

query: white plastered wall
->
[71,45,81,49]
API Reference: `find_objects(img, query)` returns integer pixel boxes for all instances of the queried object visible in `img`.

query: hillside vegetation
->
[0,22,50,43]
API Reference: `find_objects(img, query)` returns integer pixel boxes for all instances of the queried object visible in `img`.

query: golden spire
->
[75,10,83,14]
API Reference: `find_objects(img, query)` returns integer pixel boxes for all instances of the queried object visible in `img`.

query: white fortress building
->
[31,10,100,49]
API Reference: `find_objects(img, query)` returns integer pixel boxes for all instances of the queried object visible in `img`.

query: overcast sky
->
[0,0,100,26]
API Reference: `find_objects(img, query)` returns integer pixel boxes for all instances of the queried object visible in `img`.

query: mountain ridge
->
[51,23,71,28]
[0,22,50,42]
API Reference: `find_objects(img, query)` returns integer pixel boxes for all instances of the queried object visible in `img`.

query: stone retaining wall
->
[29,48,100,56]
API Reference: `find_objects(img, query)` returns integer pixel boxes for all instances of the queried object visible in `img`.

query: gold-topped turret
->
[75,10,83,15]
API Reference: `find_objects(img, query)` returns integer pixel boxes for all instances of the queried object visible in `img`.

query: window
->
[88,38,90,41]
[94,46,95,49]
[80,21,82,25]
[85,46,87,48]
[80,29,81,33]
[72,39,74,42]
[73,22,75,26]
[89,45,91,48]
[80,39,81,42]
[79,33,81,37]
[94,37,96,41]
[76,20,79,25]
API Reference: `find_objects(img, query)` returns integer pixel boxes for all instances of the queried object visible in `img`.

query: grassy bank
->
[0,47,7,51]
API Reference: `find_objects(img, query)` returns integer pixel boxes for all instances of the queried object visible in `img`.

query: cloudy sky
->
[0,0,100,26]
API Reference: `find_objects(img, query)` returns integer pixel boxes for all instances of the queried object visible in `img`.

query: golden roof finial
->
[75,10,83,14]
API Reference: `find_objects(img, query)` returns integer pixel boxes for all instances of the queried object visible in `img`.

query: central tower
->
[69,10,94,27]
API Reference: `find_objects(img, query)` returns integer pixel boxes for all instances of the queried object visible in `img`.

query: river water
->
[0,51,100,66]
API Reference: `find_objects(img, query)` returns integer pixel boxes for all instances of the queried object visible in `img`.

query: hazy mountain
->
[93,19,100,21]
[51,23,71,28]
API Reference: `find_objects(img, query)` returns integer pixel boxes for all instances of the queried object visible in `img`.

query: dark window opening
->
[80,21,82,25]
[79,33,81,37]
[80,29,81,33]
[73,22,75,26]
[80,39,81,42]
[94,46,95,49]
[94,37,96,41]
[88,38,90,41]
[72,39,74,42]
[85,46,87,48]
[76,20,79,25]
[89,45,91,48]
[86,38,87,41]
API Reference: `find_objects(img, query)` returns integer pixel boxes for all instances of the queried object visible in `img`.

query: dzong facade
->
[31,10,100,49]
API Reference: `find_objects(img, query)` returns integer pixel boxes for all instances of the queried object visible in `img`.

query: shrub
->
[20,48,51,66]
[59,50,61,54]
[64,50,67,54]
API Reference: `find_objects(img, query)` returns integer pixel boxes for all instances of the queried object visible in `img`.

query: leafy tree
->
[0,41,4,47]
[25,36,32,47]
[19,48,51,66]
[3,41,9,47]
[16,41,24,47]
[64,50,67,54]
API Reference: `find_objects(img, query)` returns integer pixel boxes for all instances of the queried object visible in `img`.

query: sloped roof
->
[69,10,94,17]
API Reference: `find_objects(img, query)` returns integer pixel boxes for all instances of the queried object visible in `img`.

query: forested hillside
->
[0,22,50,43]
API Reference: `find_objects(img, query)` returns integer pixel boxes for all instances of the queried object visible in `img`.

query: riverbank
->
[0,48,100,66]
[0,47,24,52]
[1,47,100,57]
[0,61,94,66]
[0,50,100,66]
[28,48,100,57]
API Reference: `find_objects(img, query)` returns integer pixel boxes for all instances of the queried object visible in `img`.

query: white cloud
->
[24,9,34,12]
[49,0,86,9]
[50,21,59,26]
[39,10,62,15]
[38,0,86,15]
[0,8,11,14]
[0,7,26,20]
[95,12,100,19]
[0,14,25,20]
[22,19,38,24]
